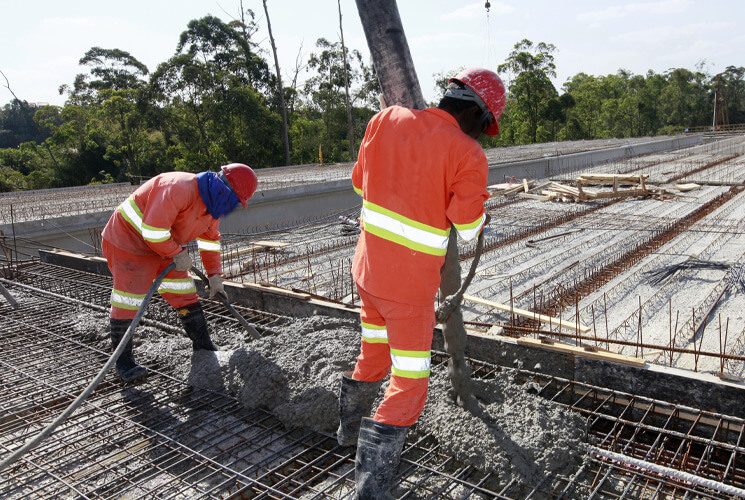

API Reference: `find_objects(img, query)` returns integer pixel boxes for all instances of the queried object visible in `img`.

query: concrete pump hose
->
[436,228,485,323]
[0,281,19,309]
[0,262,176,473]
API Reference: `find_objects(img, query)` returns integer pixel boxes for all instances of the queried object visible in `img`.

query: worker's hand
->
[173,250,193,272]
[208,274,227,300]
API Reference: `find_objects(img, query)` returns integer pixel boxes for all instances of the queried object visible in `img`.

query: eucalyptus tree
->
[498,39,558,143]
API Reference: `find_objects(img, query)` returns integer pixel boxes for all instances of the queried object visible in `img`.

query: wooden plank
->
[241,281,311,300]
[252,240,290,248]
[579,173,648,182]
[526,181,551,194]
[549,183,580,196]
[518,193,551,201]
[227,241,290,258]
[462,294,591,333]
[675,183,701,192]
[517,336,646,367]
[590,189,649,199]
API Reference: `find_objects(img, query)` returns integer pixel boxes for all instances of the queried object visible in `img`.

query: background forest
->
[1,11,744,192]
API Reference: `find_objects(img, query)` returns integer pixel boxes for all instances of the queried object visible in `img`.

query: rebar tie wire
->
[0,262,175,473]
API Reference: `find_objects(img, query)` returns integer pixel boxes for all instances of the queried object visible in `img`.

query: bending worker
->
[337,68,506,498]
[101,163,258,382]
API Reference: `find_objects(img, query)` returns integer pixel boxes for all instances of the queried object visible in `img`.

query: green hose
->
[0,262,175,473]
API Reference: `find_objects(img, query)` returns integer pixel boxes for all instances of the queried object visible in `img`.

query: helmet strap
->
[217,170,236,193]
[445,86,493,128]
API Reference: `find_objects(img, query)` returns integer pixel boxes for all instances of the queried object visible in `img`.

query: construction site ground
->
[2,133,745,499]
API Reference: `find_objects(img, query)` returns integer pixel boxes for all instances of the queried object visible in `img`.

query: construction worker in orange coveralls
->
[336,68,507,499]
[101,163,258,382]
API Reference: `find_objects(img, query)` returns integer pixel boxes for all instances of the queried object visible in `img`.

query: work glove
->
[208,274,227,300]
[173,250,193,272]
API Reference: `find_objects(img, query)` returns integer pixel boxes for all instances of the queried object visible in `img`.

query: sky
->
[2,0,743,107]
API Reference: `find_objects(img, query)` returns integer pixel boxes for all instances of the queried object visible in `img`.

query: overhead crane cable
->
[483,0,494,69]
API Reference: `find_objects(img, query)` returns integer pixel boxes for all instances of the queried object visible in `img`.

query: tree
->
[149,16,281,170]
[498,39,558,143]
[302,38,377,162]
[262,0,291,165]
[61,47,149,104]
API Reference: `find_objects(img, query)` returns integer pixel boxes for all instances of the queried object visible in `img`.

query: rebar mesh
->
[1,263,744,499]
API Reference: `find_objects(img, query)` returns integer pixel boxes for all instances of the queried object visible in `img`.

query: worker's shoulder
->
[143,171,198,198]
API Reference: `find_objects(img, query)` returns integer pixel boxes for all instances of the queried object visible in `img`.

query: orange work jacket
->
[101,172,222,276]
[352,106,489,305]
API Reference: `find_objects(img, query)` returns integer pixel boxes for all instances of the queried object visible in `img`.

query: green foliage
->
[2,28,745,192]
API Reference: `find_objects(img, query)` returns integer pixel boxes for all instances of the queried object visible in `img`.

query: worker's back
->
[352,105,489,305]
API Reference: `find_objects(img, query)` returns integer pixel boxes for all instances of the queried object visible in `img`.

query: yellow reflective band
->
[142,223,171,243]
[110,289,145,310]
[158,278,196,295]
[453,213,486,242]
[361,321,388,344]
[197,238,221,252]
[390,349,431,379]
[354,185,363,196]
[119,197,172,243]
[361,200,449,256]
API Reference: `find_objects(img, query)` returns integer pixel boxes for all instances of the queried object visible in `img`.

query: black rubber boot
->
[110,318,148,382]
[355,417,408,499]
[178,303,217,351]
[337,372,384,446]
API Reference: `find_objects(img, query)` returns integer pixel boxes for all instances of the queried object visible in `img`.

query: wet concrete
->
[71,304,590,487]
[417,364,587,490]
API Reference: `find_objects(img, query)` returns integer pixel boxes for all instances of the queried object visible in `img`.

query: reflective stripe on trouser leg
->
[155,274,198,309]
[353,287,391,382]
[353,284,435,427]
[103,240,199,319]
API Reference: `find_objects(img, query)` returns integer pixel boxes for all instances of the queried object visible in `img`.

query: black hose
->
[435,228,485,323]
[0,262,175,472]
[0,282,19,309]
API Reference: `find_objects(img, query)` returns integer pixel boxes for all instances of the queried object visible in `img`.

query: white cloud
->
[577,0,693,24]
[441,1,513,20]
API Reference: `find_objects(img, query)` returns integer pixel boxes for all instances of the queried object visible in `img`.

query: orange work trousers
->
[352,284,435,427]
[103,240,199,320]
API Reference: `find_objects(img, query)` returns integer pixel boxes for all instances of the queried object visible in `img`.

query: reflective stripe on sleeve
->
[453,213,486,242]
[119,197,171,243]
[361,321,388,344]
[158,278,196,295]
[110,289,145,311]
[353,185,363,197]
[197,238,221,252]
[390,349,431,379]
[361,200,449,256]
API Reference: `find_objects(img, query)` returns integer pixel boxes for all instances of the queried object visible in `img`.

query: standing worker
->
[101,163,258,382]
[337,68,506,498]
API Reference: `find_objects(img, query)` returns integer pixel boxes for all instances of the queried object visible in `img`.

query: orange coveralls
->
[101,172,222,320]
[351,106,489,427]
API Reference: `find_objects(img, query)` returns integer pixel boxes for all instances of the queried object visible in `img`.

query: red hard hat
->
[220,163,258,207]
[449,68,506,137]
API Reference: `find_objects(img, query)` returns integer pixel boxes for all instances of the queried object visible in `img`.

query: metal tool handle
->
[190,267,261,340]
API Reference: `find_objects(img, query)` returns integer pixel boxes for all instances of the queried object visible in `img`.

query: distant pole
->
[339,0,356,160]
[262,0,291,165]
